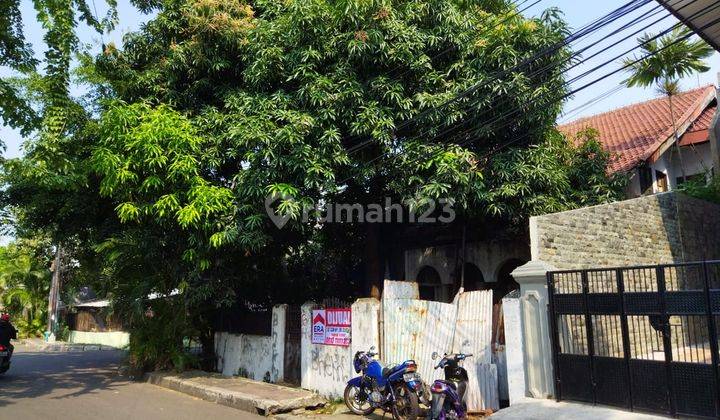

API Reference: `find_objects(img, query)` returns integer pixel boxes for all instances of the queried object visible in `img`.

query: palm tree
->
[623,27,713,184]
[0,252,51,337]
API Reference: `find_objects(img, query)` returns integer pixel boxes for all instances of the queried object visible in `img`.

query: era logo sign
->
[312,310,326,344]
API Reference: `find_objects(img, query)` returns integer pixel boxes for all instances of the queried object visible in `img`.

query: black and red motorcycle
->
[0,343,11,375]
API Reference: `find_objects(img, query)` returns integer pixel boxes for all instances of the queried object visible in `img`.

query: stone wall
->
[530,192,720,269]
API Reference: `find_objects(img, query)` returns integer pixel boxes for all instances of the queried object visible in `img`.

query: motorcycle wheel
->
[391,385,420,420]
[344,383,375,416]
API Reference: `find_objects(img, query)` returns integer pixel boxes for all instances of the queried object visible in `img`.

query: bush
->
[678,174,720,203]
[126,299,199,372]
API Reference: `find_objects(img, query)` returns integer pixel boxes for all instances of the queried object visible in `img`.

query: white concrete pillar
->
[351,298,380,357]
[502,296,525,405]
[511,260,557,399]
[300,301,315,391]
[271,304,288,383]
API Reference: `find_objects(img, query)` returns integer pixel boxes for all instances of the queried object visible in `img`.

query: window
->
[655,170,668,192]
[639,166,653,195]
[416,266,443,301]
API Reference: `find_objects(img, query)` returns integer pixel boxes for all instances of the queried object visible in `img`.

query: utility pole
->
[46,245,62,341]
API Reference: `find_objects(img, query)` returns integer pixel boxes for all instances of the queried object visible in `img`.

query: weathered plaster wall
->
[67,331,129,348]
[530,192,720,269]
[300,302,354,398]
[404,240,530,284]
[215,332,274,381]
[215,305,297,384]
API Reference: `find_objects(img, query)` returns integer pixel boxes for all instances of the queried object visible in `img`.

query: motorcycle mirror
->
[431,351,438,360]
[369,346,376,352]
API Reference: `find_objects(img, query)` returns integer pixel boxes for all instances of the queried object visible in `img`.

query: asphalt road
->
[0,344,264,420]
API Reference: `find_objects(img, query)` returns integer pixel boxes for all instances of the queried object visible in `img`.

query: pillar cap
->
[511,260,558,284]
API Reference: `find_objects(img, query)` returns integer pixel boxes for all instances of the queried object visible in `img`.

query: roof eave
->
[656,0,720,52]
[647,87,717,163]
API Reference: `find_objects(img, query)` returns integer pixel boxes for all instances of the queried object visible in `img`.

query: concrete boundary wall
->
[67,330,129,348]
[216,305,294,383]
[300,299,381,398]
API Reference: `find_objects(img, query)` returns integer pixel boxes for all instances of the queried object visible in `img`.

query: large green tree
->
[3,0,626,369]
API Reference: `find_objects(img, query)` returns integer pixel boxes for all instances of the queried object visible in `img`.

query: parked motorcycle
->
[429,352,473,420]
[344,347,421,420]
[0,344,11,375]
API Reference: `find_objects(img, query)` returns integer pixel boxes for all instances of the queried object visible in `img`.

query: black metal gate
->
[548,261,720,418]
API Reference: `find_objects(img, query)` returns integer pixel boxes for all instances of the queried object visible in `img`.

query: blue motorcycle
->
[344,347,422,420]
[429,352,473,420]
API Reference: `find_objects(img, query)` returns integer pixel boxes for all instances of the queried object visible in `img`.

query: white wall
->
[668,142,714,184]
[215,305,296,383]
[300,302,354,398]
[68,330,129,348]
[215,332,274,381]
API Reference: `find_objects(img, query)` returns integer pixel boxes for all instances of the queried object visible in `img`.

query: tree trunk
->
[47,246,62,334]
[669,94,687,184]
[363,223,383,299]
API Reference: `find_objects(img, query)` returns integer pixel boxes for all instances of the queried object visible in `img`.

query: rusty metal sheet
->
[382,280,419,300]
[466,363,499,411]
[453,290,493,364]
[382,297,456,383]
[453,290,495,411]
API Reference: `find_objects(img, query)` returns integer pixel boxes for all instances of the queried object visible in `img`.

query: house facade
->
[559,84,719,197]
[399,85,720,303]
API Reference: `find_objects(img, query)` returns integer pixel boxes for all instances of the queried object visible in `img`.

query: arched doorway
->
[458,262,487,292]
[416,266,445,302]
[493,258,525,303]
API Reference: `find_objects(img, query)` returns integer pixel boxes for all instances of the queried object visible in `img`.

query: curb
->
[145,372,326,416]
[20,340,124,352]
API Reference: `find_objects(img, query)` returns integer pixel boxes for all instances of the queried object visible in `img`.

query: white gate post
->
[271,304,288,383]
[511,260,557,399]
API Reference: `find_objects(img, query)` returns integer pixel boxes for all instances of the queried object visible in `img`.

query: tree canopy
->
[1,0,627,369]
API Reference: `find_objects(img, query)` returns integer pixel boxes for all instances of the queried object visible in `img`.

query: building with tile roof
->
[559,84,718,197]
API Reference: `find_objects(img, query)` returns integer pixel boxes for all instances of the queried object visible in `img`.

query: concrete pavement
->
[489,398,668,419]
[0,344,264,420]
[146,370,325,415]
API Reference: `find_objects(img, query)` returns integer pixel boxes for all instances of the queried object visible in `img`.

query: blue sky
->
[1,0,718,160]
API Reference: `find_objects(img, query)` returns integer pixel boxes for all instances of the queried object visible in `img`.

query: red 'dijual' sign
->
[311,308,351,347]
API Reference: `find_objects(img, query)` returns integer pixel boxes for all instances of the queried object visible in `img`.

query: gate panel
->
[628,360,668,413]
[672,362,716,417]
[556,354,593,402]
[548,261,720,418]
[593,356,630,408]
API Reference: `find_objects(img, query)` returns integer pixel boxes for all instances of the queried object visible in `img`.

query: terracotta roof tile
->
[558,85,717,173]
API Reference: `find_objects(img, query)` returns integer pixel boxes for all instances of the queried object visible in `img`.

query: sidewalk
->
[490,398,668,419]
[146,371,326,416]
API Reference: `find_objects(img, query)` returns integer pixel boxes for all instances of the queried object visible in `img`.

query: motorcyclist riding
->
[0,313,17,358]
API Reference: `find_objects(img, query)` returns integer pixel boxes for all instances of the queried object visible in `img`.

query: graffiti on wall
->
[310,347,350,383]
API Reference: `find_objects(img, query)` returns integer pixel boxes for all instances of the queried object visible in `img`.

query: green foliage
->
[679,174,720,204]
[0,0,117,134]
[482,128,627,226]
[126,299,198,372]
[623,27,714,89]
[0,240,53,338]
[1,0,628,371]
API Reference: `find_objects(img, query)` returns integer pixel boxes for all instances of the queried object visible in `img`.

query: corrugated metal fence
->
[382,280,498,411]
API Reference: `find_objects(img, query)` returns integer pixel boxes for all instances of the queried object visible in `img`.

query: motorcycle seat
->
[382,365,400,377]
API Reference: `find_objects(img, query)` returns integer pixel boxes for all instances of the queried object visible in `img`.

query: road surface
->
[0,344,264,420]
